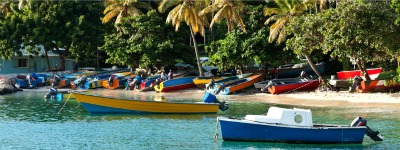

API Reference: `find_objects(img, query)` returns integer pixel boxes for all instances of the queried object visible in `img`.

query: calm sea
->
[0,91,398,149]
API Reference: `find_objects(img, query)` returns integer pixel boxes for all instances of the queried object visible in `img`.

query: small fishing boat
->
[205,73,253,93]
[137,75,161,91]
[154,77,196,92]
[267,79,320,94]
[254,78,300,89]
[276,62,325,78]
[72,92,227,114]
[213,74,263,95]
[218,107,383,144]
[336,68,382,80]
[102,72,132,90]
[193,77,223,89]
[358,79,400,93]
[14,73,46,88]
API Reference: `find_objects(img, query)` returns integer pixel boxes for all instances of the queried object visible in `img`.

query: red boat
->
[268,79,321,94]
[358,79,400,93]
[336,68,382,80]
[154,77,196,92]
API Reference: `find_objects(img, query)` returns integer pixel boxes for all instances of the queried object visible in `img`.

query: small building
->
[0,47,74,74]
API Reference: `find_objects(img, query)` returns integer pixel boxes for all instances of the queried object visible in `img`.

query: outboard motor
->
[261,81,276,92]
[52,74,61,87]
[44,88,58,99]
[351,116,384,141]
[203,92,229,111]
[206,78,215,90]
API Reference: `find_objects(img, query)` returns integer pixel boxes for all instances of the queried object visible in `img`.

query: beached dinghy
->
[154,77,196,92]
[218,107,383,144]
[267,79,320,94]
[213,74,263,95]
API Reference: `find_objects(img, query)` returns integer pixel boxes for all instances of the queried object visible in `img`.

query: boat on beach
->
[137,75,161,91]
[267,79,321,94]
[193,77,223,89]
[336,68,382,80]
[213,74,263,95]
[154,77,196,92]
[205,73,253,93]
[254,78,300,89]
[358,79,400,93]
[218,107,383,144]
[102,72,132,90]
[72,92,224,114]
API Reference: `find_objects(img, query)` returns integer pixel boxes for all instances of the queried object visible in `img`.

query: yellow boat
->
[72,93,220,114]
[192,77,223,89]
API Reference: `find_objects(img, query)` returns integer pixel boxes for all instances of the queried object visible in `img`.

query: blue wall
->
[0,56,73,74]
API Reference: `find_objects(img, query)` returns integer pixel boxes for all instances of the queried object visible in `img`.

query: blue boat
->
[218,107,383,144]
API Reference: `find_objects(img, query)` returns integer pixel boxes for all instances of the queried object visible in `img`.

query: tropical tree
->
[0,1,105,71]
[158,0,208,76]
[199,0,246,33]
[320,2,400,80]
[102,0,152,30]
[285,13,325,79]
[101,10,194,72]
[263,0,312,44]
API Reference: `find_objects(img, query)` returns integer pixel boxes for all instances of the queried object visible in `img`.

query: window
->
[18,58,28,67]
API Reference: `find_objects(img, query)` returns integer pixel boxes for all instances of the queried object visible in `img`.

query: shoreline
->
[20,86,400,109]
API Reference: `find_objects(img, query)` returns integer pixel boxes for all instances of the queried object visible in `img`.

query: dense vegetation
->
[1,0,400,80]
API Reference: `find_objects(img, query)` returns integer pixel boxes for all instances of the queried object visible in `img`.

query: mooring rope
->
[214,118,219,142]
[58,90,73,113]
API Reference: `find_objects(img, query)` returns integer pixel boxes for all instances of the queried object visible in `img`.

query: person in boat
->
[52,73,61,88]
[44,87,58,99]
[168,69,173,80]
[127,74,143,90]
[160,71,168,81]
[349,75,363,93]
[107,74,116,87]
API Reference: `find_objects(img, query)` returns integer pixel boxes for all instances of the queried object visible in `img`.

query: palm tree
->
[199,0,246,33]
[264,0,311,44]
[158,0,208,77]
[102,0,152,30]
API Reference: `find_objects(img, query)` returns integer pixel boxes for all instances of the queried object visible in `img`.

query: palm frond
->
[133,2,153,10]
[158,0,181,13]
[102,8,121,24]
[127,7,143,16]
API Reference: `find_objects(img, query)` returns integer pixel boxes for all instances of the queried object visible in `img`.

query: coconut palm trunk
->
[190,26,204,77]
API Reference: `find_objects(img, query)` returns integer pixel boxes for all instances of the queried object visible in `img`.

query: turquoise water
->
[0,91,399,149]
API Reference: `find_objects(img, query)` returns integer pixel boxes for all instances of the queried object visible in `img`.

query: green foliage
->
[321,2,400,64]
[0,1,104,70]
[100,10,193,69]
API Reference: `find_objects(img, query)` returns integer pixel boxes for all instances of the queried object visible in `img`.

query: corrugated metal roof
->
[17,45,65,57]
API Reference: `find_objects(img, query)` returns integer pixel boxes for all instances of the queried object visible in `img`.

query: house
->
[0,47,74,74]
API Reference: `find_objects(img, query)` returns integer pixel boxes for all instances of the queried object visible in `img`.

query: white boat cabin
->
[245,107,313,127]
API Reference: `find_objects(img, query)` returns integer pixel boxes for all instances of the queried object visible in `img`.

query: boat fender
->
[351,116,384,141]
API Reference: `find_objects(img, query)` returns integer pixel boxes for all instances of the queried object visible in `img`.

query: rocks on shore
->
[0,78,22,95]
